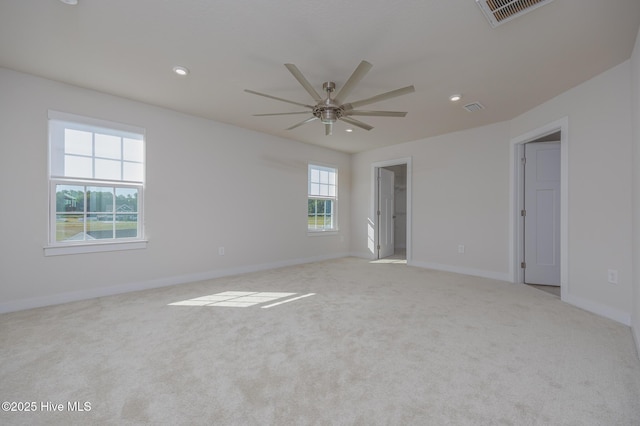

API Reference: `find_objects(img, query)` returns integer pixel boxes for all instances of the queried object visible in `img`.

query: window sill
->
[44,240,148,256]
[307,230,340,237]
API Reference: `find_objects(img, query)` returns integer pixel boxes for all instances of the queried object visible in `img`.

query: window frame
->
[307,163,339,234]
[45,111,147,256]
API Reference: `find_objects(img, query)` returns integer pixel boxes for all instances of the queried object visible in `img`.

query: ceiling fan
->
[245,60,415,136]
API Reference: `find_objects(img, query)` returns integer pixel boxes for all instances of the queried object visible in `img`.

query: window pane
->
[87,187,113,213]
[310,183,320,196]
[328,186,336,197]
[65,155,93,178]
[123,138,143,162]
[319,170,329,184]
[86,214,113,239]
[52,117,144,183]
[56,213,85,242]
[308,199,316,229]
[310,168,319,183]
[116,214,138,238]
[319,184,329,196]
[324,200,334,229]
[325,200,332,214]
[123,162,143,182]
[95,133,121,160]
[56,185,84,213]
[64,129,92,156]
[307,198,335,230]
[116,187,138,213]
[328,171,336,185]
[95,158,121,181]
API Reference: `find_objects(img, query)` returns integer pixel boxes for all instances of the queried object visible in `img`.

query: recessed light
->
[173,66,189,76]
[449,94,462,102]
[345,128,353,133]
[59,0,78,4]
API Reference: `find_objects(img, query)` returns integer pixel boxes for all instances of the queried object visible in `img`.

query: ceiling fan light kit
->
[245,60,415,136]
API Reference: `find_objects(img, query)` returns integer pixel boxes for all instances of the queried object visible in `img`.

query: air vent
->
[463,102,485,112]
[476,0,555,28]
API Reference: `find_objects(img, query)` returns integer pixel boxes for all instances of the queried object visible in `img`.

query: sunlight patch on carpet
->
[169,291,317,308]
[261,293,315,309]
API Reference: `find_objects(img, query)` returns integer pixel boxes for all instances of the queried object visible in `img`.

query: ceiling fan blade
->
[286,116,318,130]
[340,116,374,131]
[253,111,312,116]
[343,110,407,117]
[325,122,333,136]
[284,64,323,102]
[245,89,314,109]
[342,85,415,110]
[333,60,373,105]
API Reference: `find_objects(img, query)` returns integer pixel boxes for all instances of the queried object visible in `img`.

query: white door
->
[378,168,395,259]
[524,142,560,285]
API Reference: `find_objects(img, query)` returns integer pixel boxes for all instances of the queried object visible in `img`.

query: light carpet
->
[1,257,639,425]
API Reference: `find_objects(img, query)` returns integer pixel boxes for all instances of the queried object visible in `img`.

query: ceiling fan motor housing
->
[318,108,340,124]
[315,81,342,124]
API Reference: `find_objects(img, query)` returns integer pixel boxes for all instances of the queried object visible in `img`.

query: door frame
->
[509,117,568,299]
[371,157,412,261]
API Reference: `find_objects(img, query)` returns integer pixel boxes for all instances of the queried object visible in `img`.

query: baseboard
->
[408,260,512,282]
[0,252,350,314]
[350,251,375,260]
[562,293,631,326]
[349,255,512,282]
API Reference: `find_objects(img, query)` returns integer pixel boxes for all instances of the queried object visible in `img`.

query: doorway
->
[372,158,411,262]
[511,118,568,300]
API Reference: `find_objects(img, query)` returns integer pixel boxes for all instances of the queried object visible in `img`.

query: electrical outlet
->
[607,269,618,284]
[458,245,465,254]
[218,246,225,256]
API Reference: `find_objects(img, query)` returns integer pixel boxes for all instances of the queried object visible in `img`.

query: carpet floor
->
[1,257,639,425]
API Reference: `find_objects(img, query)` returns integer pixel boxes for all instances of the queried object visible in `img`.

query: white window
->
[46,111,146,255]
[308,164,338,232]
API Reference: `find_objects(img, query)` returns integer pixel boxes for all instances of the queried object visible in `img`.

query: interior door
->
[378,168,395,259]
[524,141,561,285]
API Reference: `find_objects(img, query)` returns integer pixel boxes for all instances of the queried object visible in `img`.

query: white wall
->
[631,26,640,355]
[351,121,511,281]
[0,68,350,312]
[351,59,635,325]
[510,60,634,324]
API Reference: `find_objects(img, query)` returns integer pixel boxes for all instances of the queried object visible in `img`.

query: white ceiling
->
[1,0,639,153]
